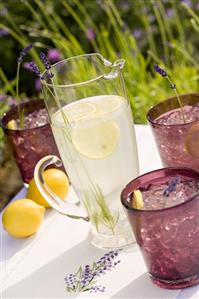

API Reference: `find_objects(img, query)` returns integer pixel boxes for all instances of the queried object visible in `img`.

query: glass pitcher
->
[34,53,139,248]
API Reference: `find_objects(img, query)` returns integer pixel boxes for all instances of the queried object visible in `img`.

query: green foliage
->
[0,0,198,149]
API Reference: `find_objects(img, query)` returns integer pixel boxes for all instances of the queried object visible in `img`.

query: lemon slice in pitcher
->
[54,101,96,125]
[66,101,97,121]
[72,119,119,159]
[95,96,123,115]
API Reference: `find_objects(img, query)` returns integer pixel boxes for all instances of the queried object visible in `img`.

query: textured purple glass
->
[147,93,199,171]
[121,168,199,289]
[1,99,60,184]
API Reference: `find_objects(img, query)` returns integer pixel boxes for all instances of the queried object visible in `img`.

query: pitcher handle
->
[34,155,89,221]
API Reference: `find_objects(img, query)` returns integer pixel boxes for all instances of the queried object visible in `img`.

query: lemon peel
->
[132,190,144,209]
[7,119,17,130]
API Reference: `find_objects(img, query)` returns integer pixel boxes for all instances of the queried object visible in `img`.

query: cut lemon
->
[7,119,17,130]
[132,190,144,209]
[184,123,199,158]
[72,119,119,159]
[54,101,96,124]
[95,96,123,115]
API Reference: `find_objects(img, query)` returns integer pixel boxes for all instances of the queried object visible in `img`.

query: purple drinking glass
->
[121,167,199,289]
[1,99,60,184]
[147,93,199,171]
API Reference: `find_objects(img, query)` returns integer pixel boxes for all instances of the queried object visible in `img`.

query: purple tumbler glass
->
[147,93,199,171]
[1,99,60,184]
[121,167,199,289]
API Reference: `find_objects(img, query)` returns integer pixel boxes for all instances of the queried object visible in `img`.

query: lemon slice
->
[184,123,199,158]
[132,190,144,209]
[72,119,119,159]
[7,119,17,130]
[54,102,96,124]
[95,96,123,115]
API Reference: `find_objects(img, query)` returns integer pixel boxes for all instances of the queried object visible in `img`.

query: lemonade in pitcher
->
[35,54,140,248]
[51,95,139,247]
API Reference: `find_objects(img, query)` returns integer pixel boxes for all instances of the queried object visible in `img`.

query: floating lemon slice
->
[184,123,199,158]
[132,190,144,209]
[72,119,119,159]
[95,96,123,116]
[54,102,96,124]
[7,119,17,130]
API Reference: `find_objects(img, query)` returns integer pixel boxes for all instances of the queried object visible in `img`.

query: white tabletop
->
[1,125,199,299]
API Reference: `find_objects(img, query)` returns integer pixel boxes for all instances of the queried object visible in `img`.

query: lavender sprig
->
[29,62,43,79]
[163,176,180,197]
[17,44,33,63]
[64,249,122,294]
[39,52,54,79]
[154,64,186,123]
[16,44,33,128]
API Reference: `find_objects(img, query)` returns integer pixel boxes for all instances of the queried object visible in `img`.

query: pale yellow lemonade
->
[51,95,139,246]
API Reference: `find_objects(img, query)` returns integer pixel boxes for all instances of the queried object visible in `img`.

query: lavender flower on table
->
[64,249,122,294]
[154,64,186,123]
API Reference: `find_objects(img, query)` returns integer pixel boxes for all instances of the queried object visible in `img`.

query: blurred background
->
[0,0,199,204]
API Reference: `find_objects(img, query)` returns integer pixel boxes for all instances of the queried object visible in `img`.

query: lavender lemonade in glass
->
[121,168,199,289]
[147,93,199,171]
[1,99,60,184]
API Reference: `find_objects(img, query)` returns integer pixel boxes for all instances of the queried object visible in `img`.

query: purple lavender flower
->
[47,48,61,62]
[8,98,17,106]
[154,62,186,123]
[35,78,41,92]
[22,62,33,70]
[163,176,180,197]
[17,44,33,63]
[0,28,8,37]
[166,8,173,18]
[86,28,96,41]
[154,64,167,77]
[40,52,54,78]
[181,0,193,7]
[0,95,6,102]
[90,285,105,293]
[29,61,43,78]
[64,249,122,294]
[133,29,142,39]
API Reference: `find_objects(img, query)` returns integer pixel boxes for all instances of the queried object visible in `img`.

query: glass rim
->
[121,167,199,213]
[147,92,199,128]
[40,53,121,88]
[0,99,49,132]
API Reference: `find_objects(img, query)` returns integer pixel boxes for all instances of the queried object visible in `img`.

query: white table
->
[1,125,199,299]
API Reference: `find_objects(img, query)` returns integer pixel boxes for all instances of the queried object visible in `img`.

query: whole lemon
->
[2,199,45,238]
[27,168,70,208]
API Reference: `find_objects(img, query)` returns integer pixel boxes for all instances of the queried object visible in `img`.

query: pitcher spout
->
[103,58,125,80]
